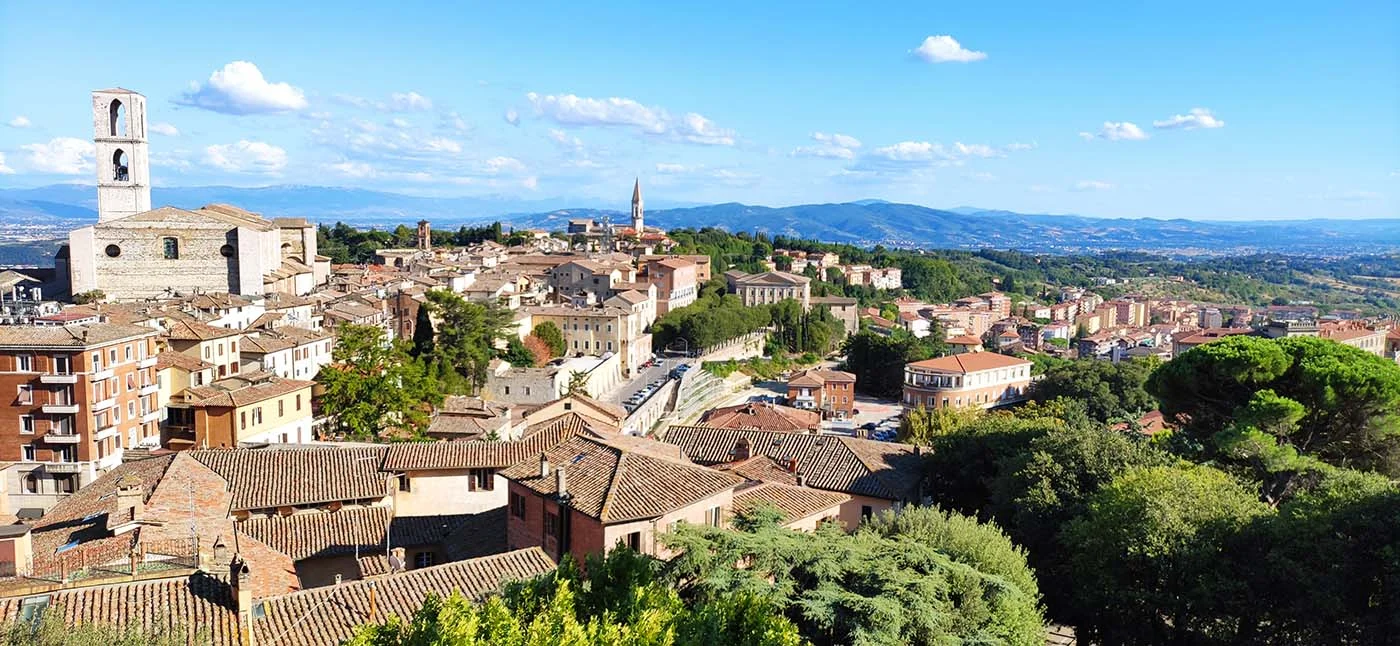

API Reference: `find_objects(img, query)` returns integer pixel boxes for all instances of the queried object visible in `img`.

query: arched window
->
[109,100,126,137]
[113,149,129,182]
[162,237,179,260]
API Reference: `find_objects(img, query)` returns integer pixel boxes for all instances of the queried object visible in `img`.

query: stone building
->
[66,88,329,301]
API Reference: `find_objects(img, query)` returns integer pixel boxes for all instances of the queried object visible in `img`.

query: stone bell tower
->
[92,88,151,223]
[631,178,644,233]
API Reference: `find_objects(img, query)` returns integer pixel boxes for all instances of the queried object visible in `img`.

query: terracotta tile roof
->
[155,350,212,372]
[0,323,157,349]
[733,271,810,286]
[946,335,984,345]
[905,352,1031,374]
[29,455,178,559]
[383,412,607,471]
[182,374,314,408]
[189,447,391,511]
[240,507,473,561]
[239,334,295,354]
[165,318,244,342]
[701,402,820,432]
[732,481,849,523]
[661,426,924,501]
[501,436,744,524]
[788,368,855,387]
[251,548,555,646]
[0,571,237,644]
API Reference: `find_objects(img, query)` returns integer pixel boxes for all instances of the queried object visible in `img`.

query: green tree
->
[348,548,804,646]
[917,412,1066,517]
[1061,465,1271,645]
[1147,335,1400,476]
[840,329,946,399]
[315,323,442,440]
[1028,358,1157,423]
[411,304,435,358]
[773,255,793,271]
[419,291,512,394]
[532,322,567,358]
[501,336,536,368]
[663,508,1046,646]
[562,370,590,397]
[0,611,197,646]
[72,290,105,305]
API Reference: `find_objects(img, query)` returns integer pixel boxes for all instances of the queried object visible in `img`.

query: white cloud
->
[7,116,32,128]
[389,92,433,111]
[151,150,193,171]
[203,140,288,173]
[149,122,180,136]
[870,141,957,162]
[20,137,94,174]
[521,176,539,190]
[179,61,307,114]
[548,129,583,149]
[0,153,13,175]
[1085,121,1149,141]
[1072,180,1113,191]
[794,132,863,159]
[1004,142,1035,152]
[331,161,374,178]
[503,109,520,126]
[954,142,999,158]
[442,112,469,133]
[965,171,996,182]
[676,112,736,146]
[389,118,411,129]
[1153,107,1225,130]
[421,137,462,153]
[655,162,694,174]
[526,92,735,145]
[482,156,526,174]
[911,35,987,63]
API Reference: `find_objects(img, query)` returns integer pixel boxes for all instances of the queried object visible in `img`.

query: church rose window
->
[104,245,121,258]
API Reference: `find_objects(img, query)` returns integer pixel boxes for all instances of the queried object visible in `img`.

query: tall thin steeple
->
[631,178,644,233]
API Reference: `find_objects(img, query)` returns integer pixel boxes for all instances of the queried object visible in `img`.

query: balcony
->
[92,397,116,412]
[95,426,120,442]
[141,409,161,424]
[139,384,159,396]
[44,462,83,474]
[41,403,80,415]
[39,373,79,385]
[138,356,158,369]
[91,368,113,381]
[43,433,81,445]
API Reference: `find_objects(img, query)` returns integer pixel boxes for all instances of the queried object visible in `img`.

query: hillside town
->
[0,88,1393,645]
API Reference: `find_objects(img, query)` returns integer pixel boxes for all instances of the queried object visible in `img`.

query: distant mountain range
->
[2,184,1398,255]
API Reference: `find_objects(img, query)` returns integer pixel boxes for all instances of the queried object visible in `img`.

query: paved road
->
[602,358,684,405]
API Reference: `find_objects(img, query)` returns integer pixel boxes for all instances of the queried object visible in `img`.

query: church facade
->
[66,88,328,301]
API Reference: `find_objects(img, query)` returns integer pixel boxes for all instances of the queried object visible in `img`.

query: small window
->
[296,394,302,411]
[16,355,33,372]
[240,411,247,430]
[17,384,32,404]
[414,552,435,569]
[510,492,527,519]
[278,400,284,417]
[706,506,723,527]
[861,505,873,520]
[22,445,35,462]
[625,531,641,551]
[162,237,179,260]
[20,416,34,435]
[105,244,121,258]
[544,511,559,538]
[398,475,411,492]
[56,475,75,494]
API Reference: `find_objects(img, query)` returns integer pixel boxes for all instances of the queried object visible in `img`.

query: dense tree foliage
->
[318,221,504,264]
[768,299,846,355]
[663,507,1045,646]
[650,282,771,352]
[0,612,195,646]
[1061,465,1272,645]
[347,548,802,646]
[1028,358,1158,423]
[841,329,948,398]
[316,323,442,439]
[1147,335,1400,477]
[415,291,513,395]
[530,322,566,358]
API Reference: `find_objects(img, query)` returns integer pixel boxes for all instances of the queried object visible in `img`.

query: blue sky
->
[1,0,1396,219]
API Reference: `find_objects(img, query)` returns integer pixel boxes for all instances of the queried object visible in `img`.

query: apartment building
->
[0,323,160,510]
[786,368,858,419]
[164,318,244,379]
[525,305,653,377]
[166,371,314,448]
[643,257,698,316]
[902,352,1032,410]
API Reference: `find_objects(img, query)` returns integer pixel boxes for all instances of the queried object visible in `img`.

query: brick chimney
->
[229,556,252,645]
[786,458,799,473]
[115,475,144,523]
